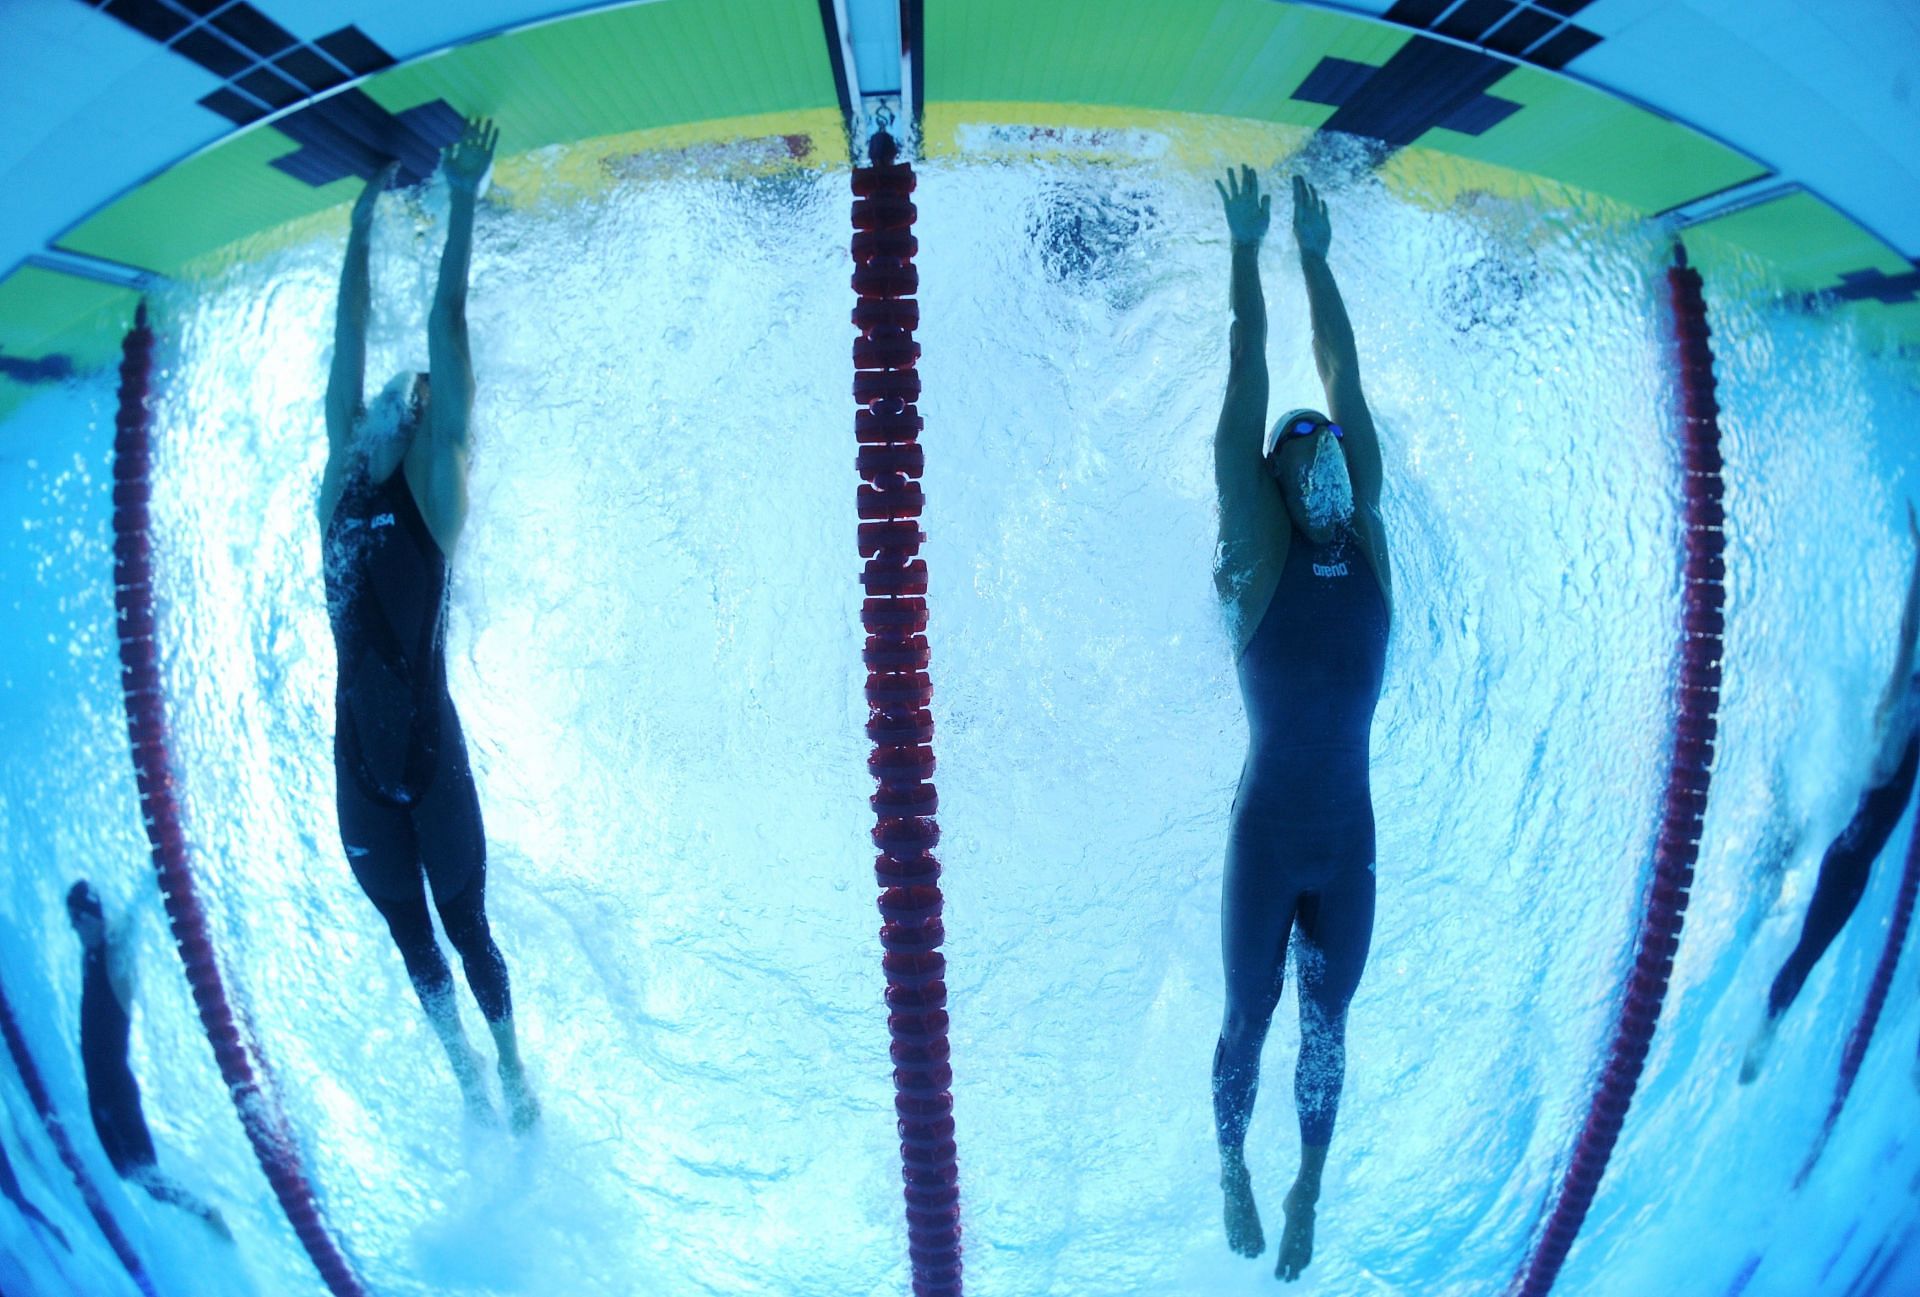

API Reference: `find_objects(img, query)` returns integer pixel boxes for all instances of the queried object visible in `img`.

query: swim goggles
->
[1280,417,1343,441]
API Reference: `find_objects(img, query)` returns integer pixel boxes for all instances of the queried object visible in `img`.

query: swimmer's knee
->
[437,890,493,954]
[1220,1002,1278,1045]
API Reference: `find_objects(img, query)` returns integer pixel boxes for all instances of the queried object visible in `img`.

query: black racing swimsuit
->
[80,948,155,1177]
[1232,525,1390,879]
[325,466,451,806]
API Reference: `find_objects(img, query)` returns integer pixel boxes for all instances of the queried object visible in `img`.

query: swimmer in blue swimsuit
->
[1210,170,1391,1282]
[1742,507,1920,1085]
[66,882,227,1236]
[324,120,538,1132]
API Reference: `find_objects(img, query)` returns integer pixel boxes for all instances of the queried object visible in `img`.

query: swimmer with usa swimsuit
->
[324,120,538,1132]
[1210,169,1392,1283]
[1742,505,1920,1086]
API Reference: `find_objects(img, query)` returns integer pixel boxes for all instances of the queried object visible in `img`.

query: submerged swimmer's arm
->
[1214,167,1282,603]
[326,164,396,452]
[1870,504,1920,781]
[1292,178,1382,518]
[423,118,497,550]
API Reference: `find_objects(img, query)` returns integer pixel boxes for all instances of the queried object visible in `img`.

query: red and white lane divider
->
[851,131,963,1297]
[1509,244,1727,1296]
[110,303,367,1297]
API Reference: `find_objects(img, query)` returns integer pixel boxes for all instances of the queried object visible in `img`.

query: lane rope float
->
[1509,242,1727,1296]
[851,129,964,1297]
[0,972,155,1296]
[110,302,368,1297]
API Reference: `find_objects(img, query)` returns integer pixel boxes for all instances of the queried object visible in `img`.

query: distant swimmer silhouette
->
[1208,169,1392,1283]
[0,1130,69,1251]
[1742,505,1920,1086]
[322,120,538,1132]
[66,882,228,1236]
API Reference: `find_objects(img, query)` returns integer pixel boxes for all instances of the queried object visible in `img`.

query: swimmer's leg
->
[436,875,537,1133]
[341,774,491,1115]
[1213,835,1297,1259]
[420,715,539,1133]
[1280,863,1376,1283]
[365,882,493,1120]
[1744,827,1875,1083]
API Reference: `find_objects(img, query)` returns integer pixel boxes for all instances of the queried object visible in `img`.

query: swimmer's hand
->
[352,161,400,228]
[443,116,499,197]
[1292,176,1331,260]
[1216,166,1270,248]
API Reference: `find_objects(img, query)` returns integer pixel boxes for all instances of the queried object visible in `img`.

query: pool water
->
[3,125,1920,1296]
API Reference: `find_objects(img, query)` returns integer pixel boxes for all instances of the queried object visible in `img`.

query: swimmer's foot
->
[1276,1179,1317,1282]
[500,1059,541,1135]
[448,1049,499,1125]
[1220,1150,1264,1257]
[1740,1014,1780,1085]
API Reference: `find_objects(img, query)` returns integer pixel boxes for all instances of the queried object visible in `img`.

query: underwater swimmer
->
[322,120,538,1133]
[1209,169,1392,1283]
[67,882,228,1237]
[1742,504,1920,1086]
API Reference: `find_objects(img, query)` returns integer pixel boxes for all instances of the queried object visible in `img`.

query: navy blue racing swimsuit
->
[1216,522,1388,1148]
[80,947,155,1177]
[1231,525,1389,880]
[325,465,486,907]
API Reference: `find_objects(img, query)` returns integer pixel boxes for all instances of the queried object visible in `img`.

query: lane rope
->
[109,302,369,1297]
[851,129,964,1297]
[1509,242,1727,1295]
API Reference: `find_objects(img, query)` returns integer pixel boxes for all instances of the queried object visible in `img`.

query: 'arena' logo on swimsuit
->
[1312,560,1348,578]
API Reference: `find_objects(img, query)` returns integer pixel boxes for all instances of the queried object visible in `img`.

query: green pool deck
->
[1,0,1912,418]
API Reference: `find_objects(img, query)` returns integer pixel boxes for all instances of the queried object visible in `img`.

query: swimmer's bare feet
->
[501,1058,541,1134]
[1740,1013,1780,1085]
[488,1016,541,1133]
[458,1076,499,1127]
[1276,1177,1317,1282]
[1220,1148,1264,1257]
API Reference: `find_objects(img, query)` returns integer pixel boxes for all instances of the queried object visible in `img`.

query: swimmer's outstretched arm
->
[1290,178,1382,519]
[130,1166,231,1239]
[325,163,398,453]
[1213,166,1281,601]
[1869,503,1920,782]
[422,118,497,553]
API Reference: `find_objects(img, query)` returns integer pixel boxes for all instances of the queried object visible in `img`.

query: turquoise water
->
[3,133,1920,1295]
